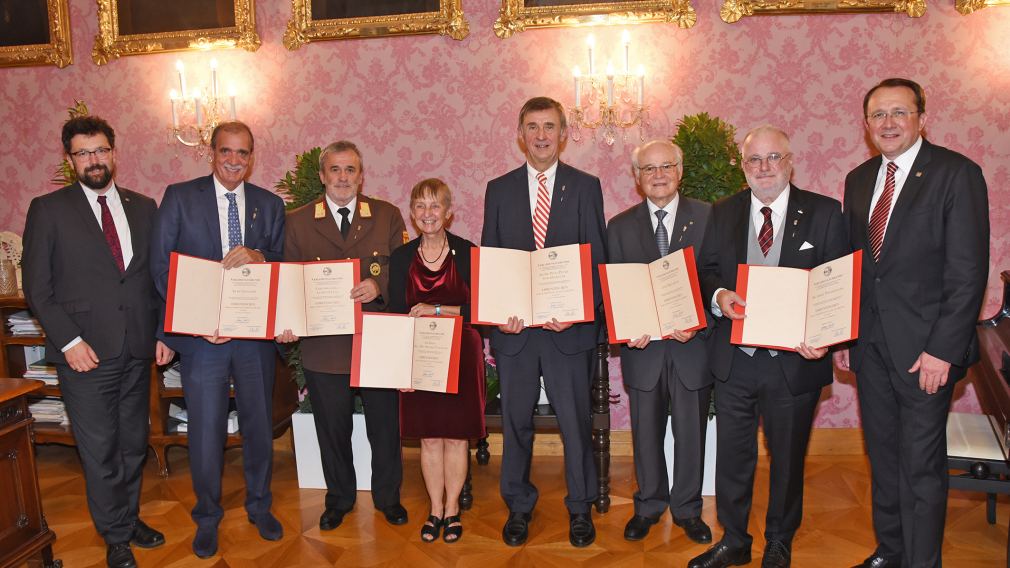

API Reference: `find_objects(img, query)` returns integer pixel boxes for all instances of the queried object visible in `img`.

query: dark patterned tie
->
[869,162,898,262]
[225,192,242,250]
[337,207,351,238]
[654,209,669,257]
[758,206,774,256]
[97,195,125,273]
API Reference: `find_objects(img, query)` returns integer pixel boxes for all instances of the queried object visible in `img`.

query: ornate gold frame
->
[284,0,469,49]
[956,0,1010,14]
[92,0,260,65]
[719,1,926,23]
[495,1,697,38]
[0,0,72,68]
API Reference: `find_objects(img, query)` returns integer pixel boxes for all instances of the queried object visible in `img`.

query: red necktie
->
[869,162,897,262]
[758,206,773,256]
[533,172,550,249]
[97,195,125,273]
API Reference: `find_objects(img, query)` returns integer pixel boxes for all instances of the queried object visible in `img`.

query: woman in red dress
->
[389,178,485,543]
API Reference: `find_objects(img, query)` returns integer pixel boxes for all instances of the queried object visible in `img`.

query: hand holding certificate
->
[350,313,463,393]
[731,250,862,351]
[600,246,706,344]
[471,243,594,327]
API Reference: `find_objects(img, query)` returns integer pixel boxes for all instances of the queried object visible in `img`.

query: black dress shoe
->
[248,512,283,541]
[381,503,408,525]
[106,543,137,568]
[319,507,351,531]
[675,516,713,544]
[192,526,218,559]
[569,512,596,548]
[852,554,898,568]
[131,520,165,549]
[762,540,791,568]
[688,541,752,568]
[623,514,659,541]
[502,511,531,546]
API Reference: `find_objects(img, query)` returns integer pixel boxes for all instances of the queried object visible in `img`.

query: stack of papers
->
[24,358,58,384]
[170,408,238,434]
[29,398,68,425]
[162,362,182,389]
[6,310,43,336]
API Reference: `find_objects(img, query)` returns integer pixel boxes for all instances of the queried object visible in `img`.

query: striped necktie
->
[533,172,550,249]
[225,192,242,250]
[654,209,669,257]
[868,161,897,262]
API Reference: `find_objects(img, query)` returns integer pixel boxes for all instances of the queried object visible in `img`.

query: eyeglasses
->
[743,153,790,169]
[639,162,679,177]
[69,147,112,160]
[866,110,919,124]
[217,148,251,160]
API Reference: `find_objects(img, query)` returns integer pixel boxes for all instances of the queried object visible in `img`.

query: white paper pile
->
[171,409,238,434]
[29,397,68,425]
[24,358,58,384]
[7,310,43,336]
[162,362,182,389]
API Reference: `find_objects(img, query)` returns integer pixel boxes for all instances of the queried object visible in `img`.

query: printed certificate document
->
[350,313,463,393]
[274,259,361,337]
[731,250,862,351]
[165,252,278,340]
[471,243,594,326]
[600,246,706,344]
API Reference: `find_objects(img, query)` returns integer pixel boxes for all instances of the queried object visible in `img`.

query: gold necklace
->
[419,233,447,264]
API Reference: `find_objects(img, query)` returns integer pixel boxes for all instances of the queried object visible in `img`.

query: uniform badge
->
[402,231,410,244]
[359,202,372,218]
[370,262,381,276]
[314,202,326,219]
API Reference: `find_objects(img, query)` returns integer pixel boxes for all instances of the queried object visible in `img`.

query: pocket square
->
[799,241,814,251]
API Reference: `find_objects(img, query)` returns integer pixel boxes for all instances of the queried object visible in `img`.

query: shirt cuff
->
[710,288,726,318]
[61,336,83,352]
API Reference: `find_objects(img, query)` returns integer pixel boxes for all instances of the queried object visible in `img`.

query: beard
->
[79,164,113,189]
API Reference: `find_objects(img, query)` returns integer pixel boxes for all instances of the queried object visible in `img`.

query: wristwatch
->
[435,304,441,316]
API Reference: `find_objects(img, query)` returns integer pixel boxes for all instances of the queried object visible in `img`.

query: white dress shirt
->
[326,194,357,229]
[646,193,680,236]
[214,176,246,257]
[868,135,923,230]
[526,161,559,219]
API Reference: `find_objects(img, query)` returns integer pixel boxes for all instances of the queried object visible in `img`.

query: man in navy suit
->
[481,96,607,548]
[691,126,848,568]
[836,78,989,568]
[150,121,286,559]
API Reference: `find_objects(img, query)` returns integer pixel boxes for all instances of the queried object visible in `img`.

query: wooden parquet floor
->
[28,436,1007,567]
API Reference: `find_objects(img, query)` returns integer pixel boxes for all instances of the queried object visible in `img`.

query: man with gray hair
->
[692,126,848,568]
[606,139,714,545]
[277,140,409,532]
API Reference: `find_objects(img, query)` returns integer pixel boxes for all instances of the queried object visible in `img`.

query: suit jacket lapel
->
[632,201,661,260]
[244,187,261,249]
[69,183,123,274]
[199,176,224,260]
[778,186,807,267]
[509,165,536,250]
[347,195,377,249]
[118,187,145,275]
[732,191,751,265]
[671,197,703,250]
[852,157,881,248]
[546,163,573,247]
[311,197,345,253]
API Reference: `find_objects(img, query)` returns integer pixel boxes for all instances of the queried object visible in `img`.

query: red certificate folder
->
[730,250,862,351]
[350,313,463,394]
[273,259,361,338]
[471,243,594,327]
[165,252,279,340]
[600,246,706,344]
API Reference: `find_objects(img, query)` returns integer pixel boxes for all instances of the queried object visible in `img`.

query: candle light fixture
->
[568,31,648,146]
[168,58,238,156]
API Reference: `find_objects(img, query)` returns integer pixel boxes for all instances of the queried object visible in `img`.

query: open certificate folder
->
[731,250,862,351]
[599,246,706,344]
[350,313,463,393]
[471,243,594,326]
[165,252,278,339]
[273,259,361,337]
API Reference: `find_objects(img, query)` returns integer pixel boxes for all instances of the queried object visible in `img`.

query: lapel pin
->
[915,171,923,177]
[252,208,258,221]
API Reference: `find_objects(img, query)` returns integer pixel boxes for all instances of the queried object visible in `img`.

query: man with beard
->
[23,115,175,568]
[150,121,286,559]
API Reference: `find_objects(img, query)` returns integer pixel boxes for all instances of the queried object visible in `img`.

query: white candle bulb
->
[169,90,178,128]
[606,62,614,106]
[210,58,219,99]
[622,31,630,75]
[586,35,595,76]
[193,89,202,126]
[637,65,645,106]
[228,85,237,119]
[175,60,187,98]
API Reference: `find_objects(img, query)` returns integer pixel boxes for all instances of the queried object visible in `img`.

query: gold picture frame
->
[0,0,72,68]
[495,1,697,38]
[956,0,1010,14]
[92,0,261,65]
[283,0,469,49]
[719,1,925,23]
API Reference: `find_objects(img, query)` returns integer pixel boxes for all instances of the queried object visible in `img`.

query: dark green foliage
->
[275,147,324,210]
[51,100,90,187]
[672,113,747,203]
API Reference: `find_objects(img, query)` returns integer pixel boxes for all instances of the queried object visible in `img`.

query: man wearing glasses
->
[836,79,989,568]
[691,126,848,568]
[150,121,286,559]
[23,115,175,568]
[606,140,714,545]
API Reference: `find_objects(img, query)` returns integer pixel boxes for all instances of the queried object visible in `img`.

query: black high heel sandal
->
[442,515,462,543]
[420,515,442,543]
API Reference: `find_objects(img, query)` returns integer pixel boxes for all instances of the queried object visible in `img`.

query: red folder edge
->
[849,250,862,343]
[681,246,707,334]
[443,315,463,394]
[729,264,749,345]
[598,264,626,344]
[351,258,363,333]
[261,263,279,341]
[350,330,364,387]
[469,248,492,325]
[165,252,180,333]
[577,243,595,324]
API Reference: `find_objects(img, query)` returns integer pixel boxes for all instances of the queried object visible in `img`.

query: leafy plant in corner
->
[671,112,747,204]
[52,100,90,186]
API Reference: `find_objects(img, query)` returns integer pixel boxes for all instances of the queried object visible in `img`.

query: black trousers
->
[496,331,597,515]
[302,369,402,511]
[628,359,711,520]
[57,348,150,545]
[857,322,953,568]
[714,349,819,549]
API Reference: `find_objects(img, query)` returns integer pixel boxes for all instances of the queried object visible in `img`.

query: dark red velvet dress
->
[399,252,486,440]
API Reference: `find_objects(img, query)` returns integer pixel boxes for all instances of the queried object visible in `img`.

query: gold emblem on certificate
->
[370,262,381,276]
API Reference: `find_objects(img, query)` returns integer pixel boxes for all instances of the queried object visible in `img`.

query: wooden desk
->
[0,378,60,568]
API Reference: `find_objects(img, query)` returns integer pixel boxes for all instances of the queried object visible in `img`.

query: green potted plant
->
[671,112,747,204]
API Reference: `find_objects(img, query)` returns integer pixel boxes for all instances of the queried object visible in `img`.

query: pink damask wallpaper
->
[1,1,1006,429]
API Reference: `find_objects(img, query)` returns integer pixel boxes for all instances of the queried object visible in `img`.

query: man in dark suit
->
[23,115,173,568]
[691,126,848,568]
[606,139,713,545]
[481,96,607,548]
[835,78,989,568]
[150,121,286,559]
[277,140,409,530]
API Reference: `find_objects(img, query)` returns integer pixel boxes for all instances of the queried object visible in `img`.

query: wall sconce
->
[569,31,648,146]
[169,58,237,155]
